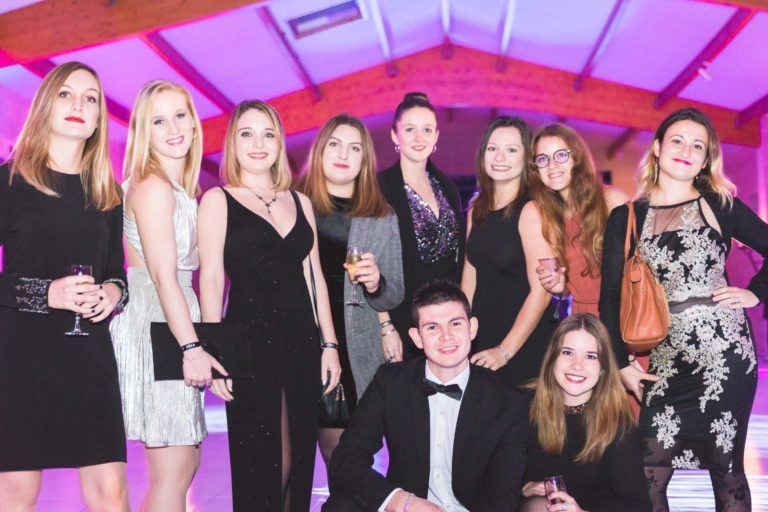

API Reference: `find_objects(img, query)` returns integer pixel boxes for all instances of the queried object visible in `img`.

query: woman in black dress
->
[198,100,340,511]
[521,314,650,512]
[296,114,404,474]
[378,92,465,360]
[0,62,129,510]
[461,116,557,386]
[600,108,768,511]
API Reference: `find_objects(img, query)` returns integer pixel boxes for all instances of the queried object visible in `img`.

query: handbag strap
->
[308,261,325,344]
[624,201,638,260]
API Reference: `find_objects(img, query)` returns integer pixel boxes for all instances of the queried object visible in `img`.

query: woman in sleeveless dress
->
[530,124,628,317]
[600,108,768,511]
[198,100,341,511]
[461,116,557,386]
[110,80,225,511]
[0,62,128,510]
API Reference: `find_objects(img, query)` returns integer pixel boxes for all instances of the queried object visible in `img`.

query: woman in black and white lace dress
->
[600,108,768,511]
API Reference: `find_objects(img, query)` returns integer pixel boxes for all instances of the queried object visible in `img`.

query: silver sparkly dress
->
[110,179,205,446]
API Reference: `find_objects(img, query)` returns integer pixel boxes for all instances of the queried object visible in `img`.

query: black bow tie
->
[422,378,463,401]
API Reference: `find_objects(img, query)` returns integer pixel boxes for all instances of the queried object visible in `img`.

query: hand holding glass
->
[64,264,93,336]
[544,475,567,505]
[538,257,561,274]
[345,246,365,306]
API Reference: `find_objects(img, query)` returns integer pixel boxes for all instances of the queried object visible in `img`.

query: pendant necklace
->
[246,186,278,214]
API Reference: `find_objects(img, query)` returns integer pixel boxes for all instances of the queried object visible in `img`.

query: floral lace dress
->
[639,197,756,509]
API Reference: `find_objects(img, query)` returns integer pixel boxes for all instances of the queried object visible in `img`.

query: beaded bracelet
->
[181,341,202,352]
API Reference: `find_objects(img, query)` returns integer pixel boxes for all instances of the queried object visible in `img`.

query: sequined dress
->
[110,179,205,446]
[0,164,126,470]
[639,198,756,474]
[221,189,319,512]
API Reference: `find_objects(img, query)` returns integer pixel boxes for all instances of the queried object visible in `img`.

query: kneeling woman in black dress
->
[0,62,129,510]
[521,314,650,512]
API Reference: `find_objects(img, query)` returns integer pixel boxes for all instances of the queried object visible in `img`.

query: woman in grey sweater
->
[296,114,404,475]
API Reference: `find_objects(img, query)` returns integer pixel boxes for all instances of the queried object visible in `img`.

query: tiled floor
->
[36,368,768,511]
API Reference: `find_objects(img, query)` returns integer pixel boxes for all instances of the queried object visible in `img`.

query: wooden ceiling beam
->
[737,93,768,127]
[606,128,639,160]
[257,5,321,102]
[0,0,265,64]
[199,46,759,154]
[699,0,768,9]
[495,0,517,73]
[368,0,398,78]
[23,58,131,125]
[574,0,627,91]
[654,8,756,109]
[141,32,235,112]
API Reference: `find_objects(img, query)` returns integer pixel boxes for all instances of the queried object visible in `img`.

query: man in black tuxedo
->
[324,280,529,512]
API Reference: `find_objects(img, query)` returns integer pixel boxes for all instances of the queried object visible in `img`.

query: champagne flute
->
[345,246,365,306]
[64,264,93,337]
[544,475,567,505]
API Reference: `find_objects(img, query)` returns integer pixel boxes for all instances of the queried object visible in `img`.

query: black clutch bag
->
[319,372,351,423]
[150,322,253,380]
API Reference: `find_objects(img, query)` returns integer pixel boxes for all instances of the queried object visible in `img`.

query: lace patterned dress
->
[639,198,756,496]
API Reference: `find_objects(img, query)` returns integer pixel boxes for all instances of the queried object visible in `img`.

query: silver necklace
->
[246,186,278,214]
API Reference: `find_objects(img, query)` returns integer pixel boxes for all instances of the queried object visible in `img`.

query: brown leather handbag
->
[619,202,670,352]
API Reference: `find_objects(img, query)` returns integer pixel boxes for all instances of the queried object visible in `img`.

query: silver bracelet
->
[403,493,414,512]
[104,278,129,310]
[497,345,511,361]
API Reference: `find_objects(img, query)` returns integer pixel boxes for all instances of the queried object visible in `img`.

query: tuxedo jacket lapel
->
[407,365,431,492]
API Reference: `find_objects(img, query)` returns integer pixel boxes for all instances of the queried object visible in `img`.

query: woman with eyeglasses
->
[461,117,557,386]
[530,124,628,318]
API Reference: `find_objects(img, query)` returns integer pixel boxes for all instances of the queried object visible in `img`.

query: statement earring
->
[394,144,400,153]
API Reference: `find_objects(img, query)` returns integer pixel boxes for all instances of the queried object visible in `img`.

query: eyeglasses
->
[534,149,572,169]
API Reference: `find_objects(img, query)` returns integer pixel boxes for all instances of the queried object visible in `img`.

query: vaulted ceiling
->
[1,0,767,171]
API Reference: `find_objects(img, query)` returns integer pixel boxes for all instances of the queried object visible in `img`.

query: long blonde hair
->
[8,61,120,211]
[220,100,291,191]
[530,314,633,464]
[529,125,608,277]
[123,80,202,198]
[637,107,734,206]
[296,114,390,218]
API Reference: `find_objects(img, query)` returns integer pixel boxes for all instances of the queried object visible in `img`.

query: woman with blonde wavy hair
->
[110,79,225,511]
[0,61,129,510]
[530,124,628,316]
[521,314,650,512]
[600,108,768,511]
[199,100,340,511]
[295,114,404,475]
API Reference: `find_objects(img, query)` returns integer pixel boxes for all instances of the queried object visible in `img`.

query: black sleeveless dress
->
[466,199,557,386]
[221,189,320,512]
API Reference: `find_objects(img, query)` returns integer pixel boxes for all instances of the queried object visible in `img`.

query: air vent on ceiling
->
[287,0,362,39]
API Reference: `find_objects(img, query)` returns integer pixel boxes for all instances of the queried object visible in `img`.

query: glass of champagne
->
[544,475,567,505]
[64,264,93,337]
[345,246,364,306]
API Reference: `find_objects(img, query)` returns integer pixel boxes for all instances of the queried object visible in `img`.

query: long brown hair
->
[470,116,532,225]
[296,114,390,218]
[9,61,120,211]
[530,124,608,277]
[637,107,734,207]
[530,314,633,464]
[220,100,292,191]
[123,80,202,198]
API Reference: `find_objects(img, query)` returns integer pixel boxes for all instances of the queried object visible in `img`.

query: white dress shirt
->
[379,363,470,512]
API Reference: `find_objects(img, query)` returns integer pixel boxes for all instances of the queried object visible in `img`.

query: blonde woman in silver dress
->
[110,80,226,511]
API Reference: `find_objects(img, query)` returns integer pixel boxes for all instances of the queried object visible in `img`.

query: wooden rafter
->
[368,0,398,77]
[654,8,756,109]
[495,0,517,73]
[606,128,639,159]
[0,0,266,63]
[737,93,768,127]
[440,0,453,59]
[23,59,131,124]
[574,0,627,91]
[257,5,321,102]
[141,32,234,112]
[199,46,760,154]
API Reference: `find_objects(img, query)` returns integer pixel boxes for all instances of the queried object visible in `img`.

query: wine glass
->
[345,246,365,306]
[64,264,93,337]
[544,475,567,505]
